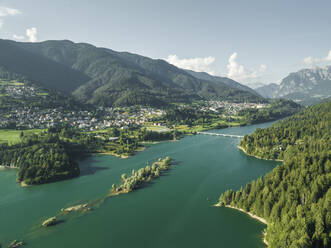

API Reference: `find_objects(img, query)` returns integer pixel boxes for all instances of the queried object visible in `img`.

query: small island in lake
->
[61,204,91,213]
[110,157,172,196]
[42,217,60,227]
[8,240,24,248]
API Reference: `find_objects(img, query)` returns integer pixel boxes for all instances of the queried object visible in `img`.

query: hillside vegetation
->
[0,40,90,93]
[0,133,80,185]
[219,101,331,247]
[0,39,265,107]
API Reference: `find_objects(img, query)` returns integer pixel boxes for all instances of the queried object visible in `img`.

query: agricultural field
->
[0,129,44,144]
[144,124,170,133]
[0,80,24,86]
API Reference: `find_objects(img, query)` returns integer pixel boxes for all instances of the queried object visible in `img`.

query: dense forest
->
[238,99,301,125]
[219,101,331,247]
[0,126,177,185]
[0,133,80,185]
[161,99,301,127]
[239,100,330,160]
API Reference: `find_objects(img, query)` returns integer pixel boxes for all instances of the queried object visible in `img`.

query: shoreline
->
[214,203,267,224]
[0,165,18,170]
[20,181,29,187]
[95,145,147,159]
[215,203,269,246]
[97,152,129,159]
[238,146,283,162]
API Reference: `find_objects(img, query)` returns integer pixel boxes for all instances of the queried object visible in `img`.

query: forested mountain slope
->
[185,69,259,96]
[7,39,265,106]
[0,40,90,93]
[219,100,331,247]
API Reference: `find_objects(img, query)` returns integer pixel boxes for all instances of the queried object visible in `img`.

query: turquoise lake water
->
[0,122,279,248]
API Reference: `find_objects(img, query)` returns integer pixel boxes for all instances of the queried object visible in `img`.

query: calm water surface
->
[0,122,279,248]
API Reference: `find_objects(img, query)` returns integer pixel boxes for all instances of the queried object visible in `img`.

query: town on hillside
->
[0,82,268,131]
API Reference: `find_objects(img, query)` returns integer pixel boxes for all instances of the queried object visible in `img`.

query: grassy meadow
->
[0,129,44,144]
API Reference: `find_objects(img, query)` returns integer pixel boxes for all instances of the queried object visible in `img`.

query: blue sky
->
[0,0,330,88]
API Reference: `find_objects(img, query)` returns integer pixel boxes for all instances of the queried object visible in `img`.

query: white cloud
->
[326,50,331,61]
[303,50,331,66]
[13,34,25,40]
[164,52,268,88]
[303,56,314,65]
[259,64,267,72]
[26,27,38,42]
[0,6,20,17]
[165,55,216,75]
[0,6,21,29]
[226,52,267,84]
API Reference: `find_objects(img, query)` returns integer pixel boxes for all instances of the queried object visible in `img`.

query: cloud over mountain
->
[165,55,216,75]
[303,50,331,66]
[26,27,38,42]
[226,52,267,87]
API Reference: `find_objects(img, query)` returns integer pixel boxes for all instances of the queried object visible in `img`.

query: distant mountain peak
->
[255,65,331,105]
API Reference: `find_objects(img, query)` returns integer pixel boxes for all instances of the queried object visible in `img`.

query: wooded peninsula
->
[218,101,331,247]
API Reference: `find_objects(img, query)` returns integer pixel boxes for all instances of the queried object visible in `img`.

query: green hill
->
[5,39,265,106]
[185,69,259,96]
[219,101,331,247]
[0,40,90,93]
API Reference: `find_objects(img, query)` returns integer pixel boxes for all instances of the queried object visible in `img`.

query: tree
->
[121,173,127,183]
[218,100,331,247]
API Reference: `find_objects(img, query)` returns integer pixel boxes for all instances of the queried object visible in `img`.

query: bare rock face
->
[255,66,331,105]
[276,66,331,97]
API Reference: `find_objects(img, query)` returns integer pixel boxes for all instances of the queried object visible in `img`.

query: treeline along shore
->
[217,100,331,248]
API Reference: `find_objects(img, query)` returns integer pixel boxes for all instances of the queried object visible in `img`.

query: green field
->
[38,92,49,96]
[144,124,171,133]
[0,80,24,86]
[0,129,44,144]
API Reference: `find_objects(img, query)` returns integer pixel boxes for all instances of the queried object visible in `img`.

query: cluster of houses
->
[102,107,165,129]
[0,84,41,98]
[0,105,166,131]
[0,82,166,131]
[203,101,268,115]
[0,81,269,131]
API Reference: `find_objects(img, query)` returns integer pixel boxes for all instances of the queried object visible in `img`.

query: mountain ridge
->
[0,39,265,107]
[185,69,259,96]
[255,65,331,105]
[0,39,91,93]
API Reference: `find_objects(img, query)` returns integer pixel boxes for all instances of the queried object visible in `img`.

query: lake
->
[0,121,279,247]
